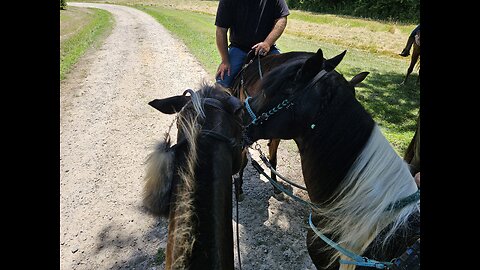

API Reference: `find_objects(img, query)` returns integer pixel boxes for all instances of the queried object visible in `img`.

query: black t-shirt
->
[215,0,290,52]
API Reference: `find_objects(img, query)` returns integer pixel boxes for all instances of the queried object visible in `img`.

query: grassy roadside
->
[65,1,419,154]
[60,6,114,81]
[133,4,418,154]
[76,0,416,57]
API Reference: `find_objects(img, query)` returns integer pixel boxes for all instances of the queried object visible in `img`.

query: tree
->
[60,0,67,10]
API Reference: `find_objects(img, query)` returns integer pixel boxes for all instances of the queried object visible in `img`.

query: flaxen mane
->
[311,125,419,269]
[143,83,236,269]
[143,89,206,269]
[170,104,201,269]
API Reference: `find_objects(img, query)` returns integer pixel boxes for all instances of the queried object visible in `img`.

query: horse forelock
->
[312,125,419,267]
[169,99,202,269]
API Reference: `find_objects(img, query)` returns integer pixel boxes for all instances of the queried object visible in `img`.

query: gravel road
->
[60,3,314,269]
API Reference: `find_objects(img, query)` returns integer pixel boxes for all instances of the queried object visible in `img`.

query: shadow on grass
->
[344,67,420,133]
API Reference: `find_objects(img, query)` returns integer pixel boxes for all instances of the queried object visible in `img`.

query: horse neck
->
[294,99,419,263]
[192,141,234,269]
[168,140,234,270]
[295,97,375,203]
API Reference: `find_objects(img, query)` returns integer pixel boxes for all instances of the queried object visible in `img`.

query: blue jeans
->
[216,46,280,88]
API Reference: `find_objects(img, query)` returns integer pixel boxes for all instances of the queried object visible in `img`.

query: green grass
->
[289,11,414,34]
[278,36,418,153]
[60,7,113,81]
[63,2,418,155]
[132,5,418,154]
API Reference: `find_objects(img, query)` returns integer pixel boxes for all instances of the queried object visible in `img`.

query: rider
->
[214,0,290,89]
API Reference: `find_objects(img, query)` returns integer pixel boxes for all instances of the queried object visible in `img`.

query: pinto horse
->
[230,51,369,198]
[143,84,244,270]
[244,49,420,270]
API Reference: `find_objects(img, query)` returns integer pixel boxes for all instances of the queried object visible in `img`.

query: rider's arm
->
[253,16,287,55]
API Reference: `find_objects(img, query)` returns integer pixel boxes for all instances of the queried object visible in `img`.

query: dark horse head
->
[244,49,420,269]
[229,51,369,197]
[143,83,243,270]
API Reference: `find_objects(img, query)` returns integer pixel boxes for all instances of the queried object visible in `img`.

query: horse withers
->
[243,48,420,270]
[143,84,244,270]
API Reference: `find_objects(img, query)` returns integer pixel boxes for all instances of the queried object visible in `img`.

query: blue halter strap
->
[244,96,258,124]
[308,213,393,269]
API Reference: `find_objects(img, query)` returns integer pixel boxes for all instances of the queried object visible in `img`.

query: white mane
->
[312,124,420,269]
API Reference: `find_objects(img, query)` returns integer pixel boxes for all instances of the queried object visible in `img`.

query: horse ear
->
[295,48,324,82]
[149,95,191,114]
[324,50,347,72]
[349,71,369,87]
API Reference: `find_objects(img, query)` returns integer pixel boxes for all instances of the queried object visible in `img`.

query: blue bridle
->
[244,96,293,126]
[252,154,419,269]
[244,69,329,127]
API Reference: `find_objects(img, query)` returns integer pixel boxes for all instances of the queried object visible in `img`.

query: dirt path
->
[61,3,314,269]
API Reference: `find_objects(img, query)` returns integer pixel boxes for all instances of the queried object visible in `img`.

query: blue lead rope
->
[308,213,393,269]
[244,96,258,124]
[249,153,419,270]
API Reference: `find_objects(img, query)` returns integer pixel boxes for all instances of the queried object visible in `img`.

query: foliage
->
[287,0,419,23]
[60,0,67,10]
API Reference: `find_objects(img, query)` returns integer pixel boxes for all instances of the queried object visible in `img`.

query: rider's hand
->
[252,42,271,56]
[216,61,231,80]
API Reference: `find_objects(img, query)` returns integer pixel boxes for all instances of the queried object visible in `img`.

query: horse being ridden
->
[143,84,244,270]
[244,49,420,270]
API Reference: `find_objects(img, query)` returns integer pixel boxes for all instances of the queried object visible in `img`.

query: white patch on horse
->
[313,124,419,269]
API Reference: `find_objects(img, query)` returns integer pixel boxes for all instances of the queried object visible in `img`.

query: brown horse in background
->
[401,30,420,85]
[230,51,316,197]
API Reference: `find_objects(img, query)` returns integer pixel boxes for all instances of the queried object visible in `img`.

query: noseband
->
[244,69,329,127]
[243,69,330,146]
